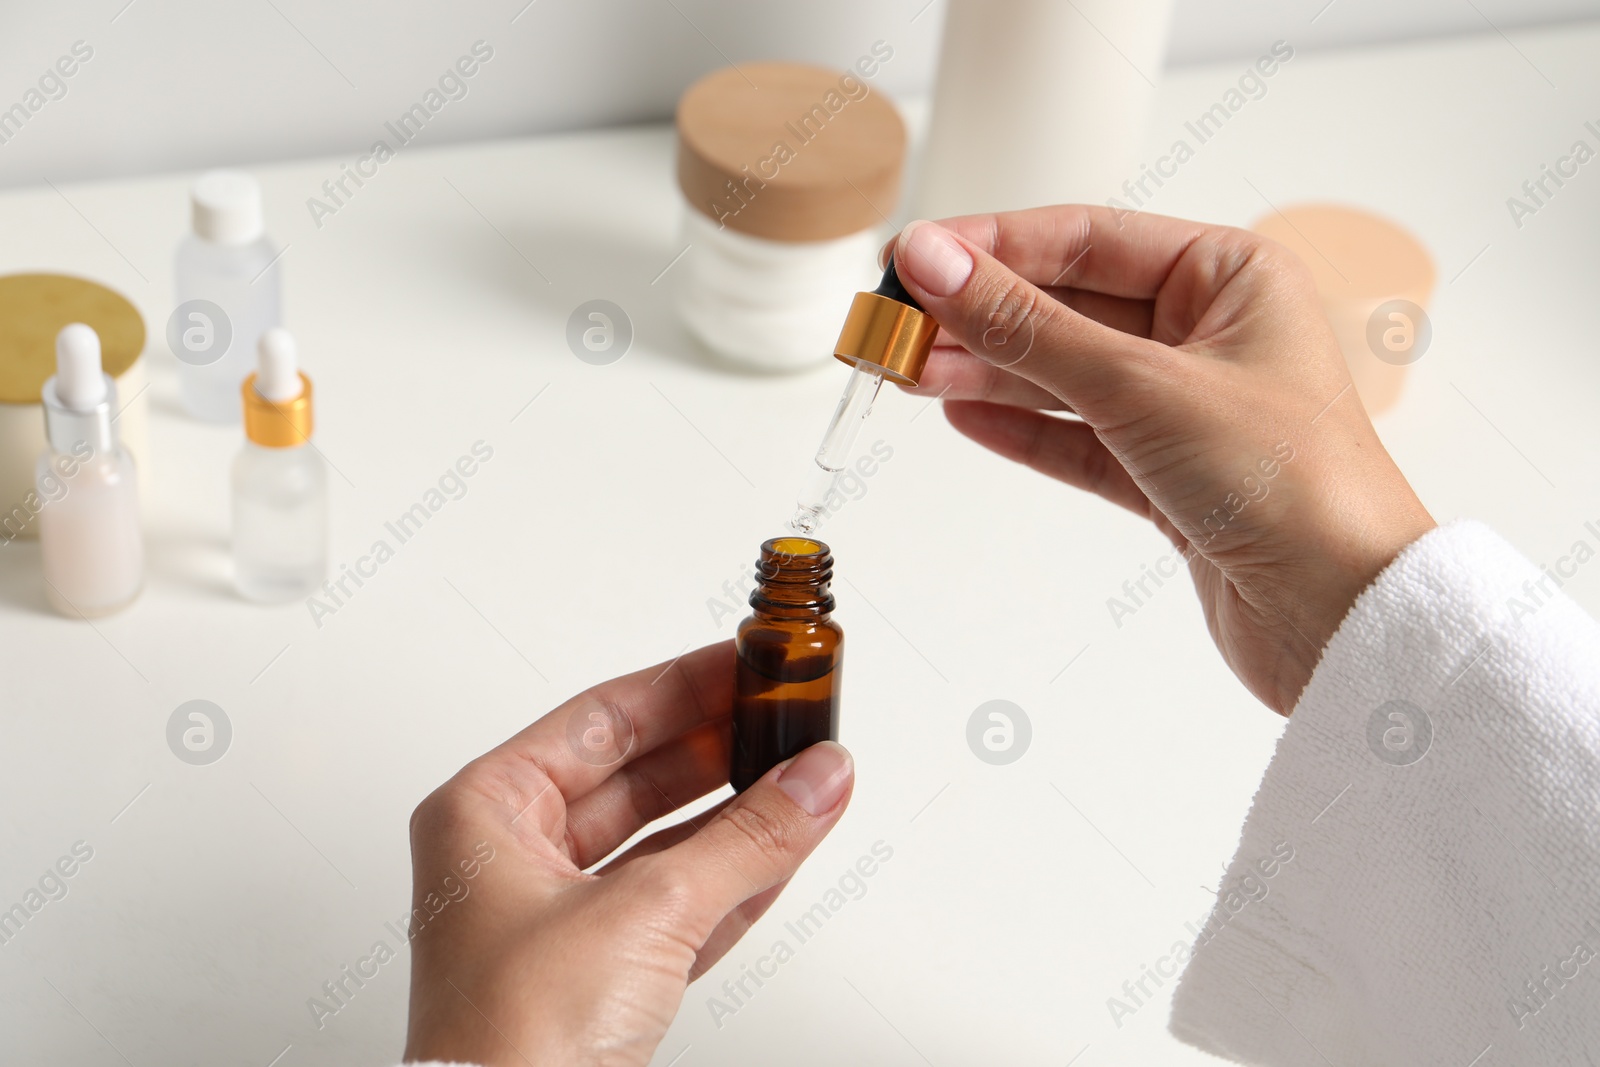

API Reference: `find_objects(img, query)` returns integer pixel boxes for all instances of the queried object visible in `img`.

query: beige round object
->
[676,62,906,242]
[1252,204,1435,415]
[0,274,149,540]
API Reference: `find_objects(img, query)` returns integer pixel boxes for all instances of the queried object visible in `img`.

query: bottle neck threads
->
[749,537,835,620]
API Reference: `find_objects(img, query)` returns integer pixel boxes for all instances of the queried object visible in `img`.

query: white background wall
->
[1,0,1596,190]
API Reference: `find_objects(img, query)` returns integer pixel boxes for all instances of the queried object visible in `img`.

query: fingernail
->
[898,219,972,297]
[775,741,853,816]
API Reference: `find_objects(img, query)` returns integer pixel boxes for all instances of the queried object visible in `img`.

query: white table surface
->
[2,21,1598,1067]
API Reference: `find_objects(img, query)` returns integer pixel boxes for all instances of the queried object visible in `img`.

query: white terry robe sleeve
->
[1169,520,1600,1065]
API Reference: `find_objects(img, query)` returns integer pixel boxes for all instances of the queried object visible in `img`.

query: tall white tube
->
[912,0,1175,219]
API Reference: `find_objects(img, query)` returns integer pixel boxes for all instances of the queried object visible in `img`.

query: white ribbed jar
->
[674,61,906,372]
[676,210,881,371]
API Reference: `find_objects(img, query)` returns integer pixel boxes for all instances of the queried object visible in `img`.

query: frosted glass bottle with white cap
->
[36,323,143,617]
[174,170,283,422]
[232,328,327,602]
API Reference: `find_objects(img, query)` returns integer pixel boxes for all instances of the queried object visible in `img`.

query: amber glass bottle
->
[731,537,843,791]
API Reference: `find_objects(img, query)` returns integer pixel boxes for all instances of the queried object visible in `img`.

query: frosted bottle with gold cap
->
[36,323,143,618]
[232,328,326,602]
[674,59,906,371]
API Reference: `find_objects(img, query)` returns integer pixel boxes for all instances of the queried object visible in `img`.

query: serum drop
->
[232,328,328,601]
[37,323,144,617]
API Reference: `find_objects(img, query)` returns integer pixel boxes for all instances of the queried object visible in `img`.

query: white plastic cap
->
[54,323,107,410]
[191,170,263,245]
[255,328,302,402]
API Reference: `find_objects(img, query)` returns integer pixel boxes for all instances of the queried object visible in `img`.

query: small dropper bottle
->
[732,537,843,791]
[789,257,940,534]
[36,323,144,617]
[232,328,327,602]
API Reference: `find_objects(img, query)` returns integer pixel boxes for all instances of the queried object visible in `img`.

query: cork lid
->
[0,274,145,404]
[676,62,906,242]
[1252,204,1434,303]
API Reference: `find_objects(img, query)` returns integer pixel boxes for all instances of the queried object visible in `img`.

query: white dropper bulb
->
[55,323,108,411]
[256,328,302,402]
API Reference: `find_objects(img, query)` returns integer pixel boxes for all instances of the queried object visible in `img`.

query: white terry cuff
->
[1169,519,1600,1064]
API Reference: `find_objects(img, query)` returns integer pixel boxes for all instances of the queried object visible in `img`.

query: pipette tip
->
[788,506,822,535]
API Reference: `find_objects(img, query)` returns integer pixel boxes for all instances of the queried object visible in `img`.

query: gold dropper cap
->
[242,371,313,447]
[832,257,938,387]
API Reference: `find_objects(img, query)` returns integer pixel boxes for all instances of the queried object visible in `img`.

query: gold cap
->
[242,372,313,447]
[833,290,939,387]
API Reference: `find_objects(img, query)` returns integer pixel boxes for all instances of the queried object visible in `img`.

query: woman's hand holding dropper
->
[885,207,1435,713]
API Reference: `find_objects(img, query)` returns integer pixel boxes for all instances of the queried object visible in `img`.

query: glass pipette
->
[790,363,883,534]
[785,256,939,534]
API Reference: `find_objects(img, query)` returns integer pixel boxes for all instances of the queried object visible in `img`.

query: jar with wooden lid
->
[675,60,906,372]
[1251,204,1435,416]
